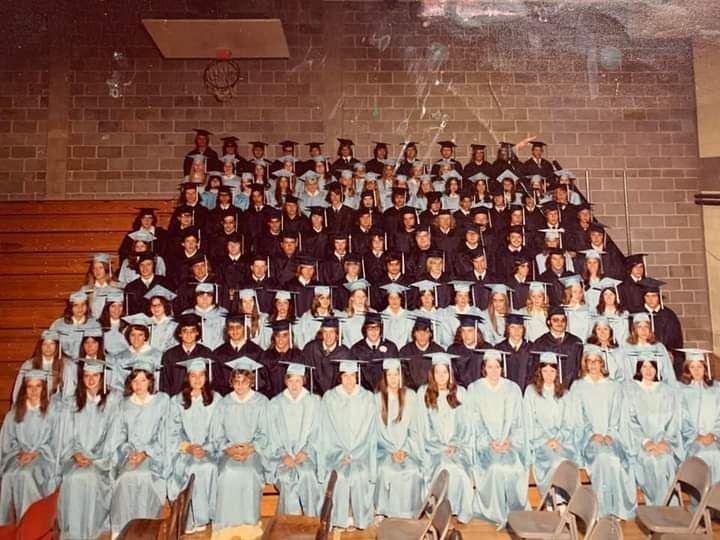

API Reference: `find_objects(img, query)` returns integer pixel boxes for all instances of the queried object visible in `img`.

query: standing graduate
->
[183,128,220,176]
[167,358,220,534]
[639,278,684,376]
[0,370,58,526]
[211,357,269,532]
[57,359,120,539]
[626,355,683,506]
[373,359,424,519]
[467,350,528,527]
[318,360,377,530]
[301,316,353,395]
[677,350,720,483]
[570,348,637,519]
[266,363,322,516]
[108,360,170,537]
[523,353,576,495]
[416,353,474,524]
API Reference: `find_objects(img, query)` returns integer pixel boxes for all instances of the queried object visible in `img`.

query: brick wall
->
[0,0,711,347]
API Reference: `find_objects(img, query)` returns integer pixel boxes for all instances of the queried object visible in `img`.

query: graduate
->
[266,362,322,516]
[212,315,263,396]
[593,280,630,345]
[379,283,414,349]
[467,350,528,527]
[340,280,374,348]
[532,306,583,386]
[497,313,534,391]
[519,281,550,342]
[144,285,179,352]
[438,281,483,348]
[447,313,486,387]
[160,314,213,396]
[57,359,120,540]
[118,208,168,265]
[640,278,684,376]
[559,274,593,341]
[416,353,474,524]
[50,290,102,359]
[586,317,627,382]
[62,329,106,399]
[523,353,576,495]
[317,360,377,530]
[0,370,58,526]
[625,354,683,506]
[258,319,302,398]
[622,313,676,384]
[233,288,269,348]
[677,349,720,483]
[83,252,123,319]
[12,329,67,404]
[109,317,163,392]
[570,347,637,519]
[350,313,399,392]
[181,282,228,350]
[301,316,353,395]
[480,284,512,345]
[99,290,129,357]
[124,253,172,315]
[211,357,270,531]
[167,357,219,534]
[399,317,445,391]
[108,359,170,538]
[294,285,337,349]
[373,358,424,519]
[118,232,167,285]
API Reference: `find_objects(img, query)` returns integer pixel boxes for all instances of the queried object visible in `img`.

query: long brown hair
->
[626,324,657,346]
[377,370,406,425]
[587,325,618,349]
[30,337,63,395]
[123,369,155,397]
[424,364,460,410]
[680,359,714,387]
[74,364,109,411]
[596,288,624,315]
[180,371,214,408]
[14,378,49,423]
[531,362,565,398]
[62,299,88,325]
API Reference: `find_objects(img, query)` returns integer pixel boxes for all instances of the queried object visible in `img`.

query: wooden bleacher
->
[0,200,176,416]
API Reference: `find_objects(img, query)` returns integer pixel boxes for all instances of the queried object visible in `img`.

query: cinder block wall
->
[0,0,710,347]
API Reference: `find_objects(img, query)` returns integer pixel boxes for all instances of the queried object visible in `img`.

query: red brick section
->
[0,0,710,347]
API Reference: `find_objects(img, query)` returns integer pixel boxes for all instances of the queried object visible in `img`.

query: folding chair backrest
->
[166,474,195,540]
[430,500,453,540]
[703,482,720,513]
[17,486,61,540]
[315,495,333,540]
[671,457,710,505]
[567,486,598,536]
[541,460,580,509]
[686,481,720,535]
[586,516,623,540]
[415,469,449,520]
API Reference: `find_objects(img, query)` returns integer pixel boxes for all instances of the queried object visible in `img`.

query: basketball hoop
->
[204,48,241,102]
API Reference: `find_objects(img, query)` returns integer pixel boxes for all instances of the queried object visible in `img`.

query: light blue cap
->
[225,356,263,372]
[144,285,177,301]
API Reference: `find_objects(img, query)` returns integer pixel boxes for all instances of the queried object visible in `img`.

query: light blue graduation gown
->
[374,389,424,519]
[479,311,507,346]
[210,390,269,529]
[149,317,178,352]
[107,345,163,392]
[57,392,121,539]
[520,309,548,343]
[467,378,529,526]
[294,312,323,350]
[201,190,218,209]
[49,318,101,359]
[182,307,228,351]
[267,389,322,516]
[565,305,592,341]
[621,343,676,384]
[626,381,683,505]
[415,385,474,523]
[523,385,576,495]
[380,308,413,350]
[85,285,116,319]
[438,307,483,348]
[11,358,70,404]
[602,346,627,383]
[570,377,637,519]
[318,385,377,529]
[341,312,370,348]
[167,392,221,529]
[118,256,167,285]
[104,323,129,357]
[298,191,328,215]
[604,313,630,347]
[0,404,58,525]
[109,392,170,535]
[441,195,460,211]
[679,381,720,484]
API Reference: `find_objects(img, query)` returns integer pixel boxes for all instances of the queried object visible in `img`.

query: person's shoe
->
[195,525,207,533]
[184,525,197,535]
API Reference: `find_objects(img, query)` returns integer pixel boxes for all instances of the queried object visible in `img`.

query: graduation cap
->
[505,312,529,326]
[128,230,156,243]
[381,158,397,167]
[225,356,262,389]
[470,144,487,150]
[529,141,546,149]
[273,169,294,179]
[373,141,388,150]
[22,368,51,382]
[626,253,648,268]
[591,277,622,293]
[424,351,459,367]
[456,313,485,328]
[477,349,511,376]
[547,305,566,319]
[437,140,456,149]
[631,312,652,325]
[177,357,214,382]
[468,172,490,182]
[337,138,354,146]
[352,162,367,171]
[554,169,576,179]
[449,280,475,295]
[410,315,435,332]
[580,248,604,260]
[638,277,666,294]
[380,283,409,296]
[528,281,548,294]
[193,128,212,137]
[221,135,239,144]
[280,361,316,390]
[300,170,321,182]
[278,139,299,148]
[69,290,88,303]
[344,279,371,292]
[484,283,514,296]
[557,275,583,289]
[306,142,324,150]
[41,329,60,342]
[403,141,418,149]
[249,141,267,148]
[496,169,519,183]
[441,169,463,181]
[677,348,713,378]
[531,351,566,383]
[339,169,353,179]
[363,312,384,326]
[80,358,107,375]
[188,153,207,163]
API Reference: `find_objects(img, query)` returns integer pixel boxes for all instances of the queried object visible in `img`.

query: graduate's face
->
[274,330,290,350]
[455,291,470,308]
[254,165,265,177]
[595,323,611,343]
[285,202,298,217]
[388,293,402,310]
[223,161,234,175]
[340,371,357,391]
[635,322,651,340]
[601,288,616,305]
[281,238,297,256]
[586,356,604,378]
[555,188,569,204]
[492,293,507,312]
[251,190,264,204]
[25,379,43,404]
[134,241,149,254]
[139,259,154,278]
[180,213,193,227]
[196,292,214,310]
[440,147,453,159]
[228,241,241,256]
[549,315,567,333]
[222,217,236,233]
[473,148,485,161]
[586,257,600,275]
[433,364,450,388]
[516,263,530,279]
[510,211,523,225]
[180,326,199,345]
[232,373,252,395]
[465,231,479,245]
[251,261,267,277]
[631,263,645,279]
[275,299,290,316]
[415,328,431,346]
[509,232,523,248]
[529,290,545,306]
[415,231,431,250]
[317,294,331,310]
[549,254,565,272]
[427,258,443,275]
[405,147,417,160]
[183,236,198,252]
[387,260,401,275]
[72,301,88,319]
[83,371,101,394]
[227,322,245,342]
[350,290,367,308]
[461,326,477,345]
[128,328,147,349]
[689,361,706,382]
[252,146,264,158]
[640,361,657,382]
[545,237,560,248]
[191,161,205,175]
[508,323,524,341]
[569,285,584,304]
[188,370,206,391]
[321,327,337,346]
[286,374,304,397]
[371,235,384,251]
[540,364,557,386]
[472,256,486,273]
[645,292,660,309]
[484,359,502,382]
[140,214,154,228]
[109,302,123,320]
[546,210,559,225]
[241,297,256,314]
[83,337,100,357]
[532,146,543,159]
[185,189,199,204]
[385,368,401,390]
[345,262,359,278]
[366,324,381,342]
[334,239,348,253]
[92,261,108,280]
[131,371,151,396]
[148,298,166,318]
[191,262,208,280]
[41,339,57,358]
[340,145,352,157]
[420,290,434,309]
[315,161,326,174]
[578,209,591,223]
[402,213,416,229]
